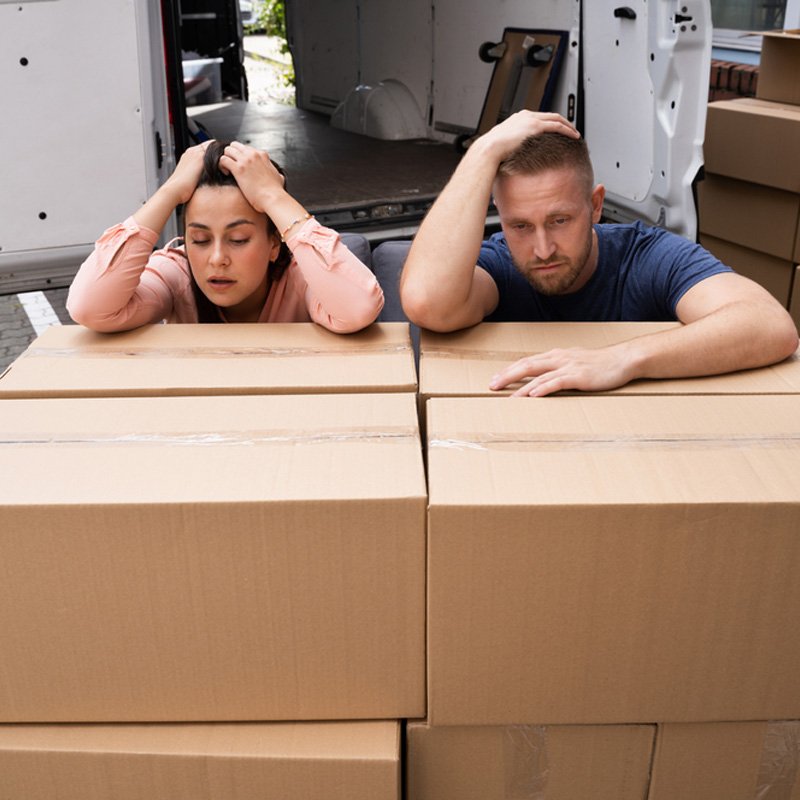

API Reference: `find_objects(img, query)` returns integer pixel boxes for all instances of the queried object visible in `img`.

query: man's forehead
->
[493,170,589,214]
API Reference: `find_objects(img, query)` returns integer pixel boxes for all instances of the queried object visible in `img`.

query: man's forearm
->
[622,300,799,381]
[399,141,499,328]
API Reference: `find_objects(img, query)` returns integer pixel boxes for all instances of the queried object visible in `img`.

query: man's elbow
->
[775,318,800,362]
[400,285,466,332]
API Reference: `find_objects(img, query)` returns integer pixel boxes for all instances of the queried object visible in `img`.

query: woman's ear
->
[268,229,282,263]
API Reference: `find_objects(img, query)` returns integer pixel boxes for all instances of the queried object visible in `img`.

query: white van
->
[1,0,711,293]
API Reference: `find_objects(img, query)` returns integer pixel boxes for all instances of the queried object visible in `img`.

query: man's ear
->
[591,184,605,223]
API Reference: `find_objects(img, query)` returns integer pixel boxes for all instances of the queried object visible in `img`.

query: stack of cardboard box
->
[700,30,800,327]
[408,323,800,800]
[2,320,800,798]
[0,323,425,799]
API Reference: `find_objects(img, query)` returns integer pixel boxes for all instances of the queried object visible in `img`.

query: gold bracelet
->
[280,213,311,241]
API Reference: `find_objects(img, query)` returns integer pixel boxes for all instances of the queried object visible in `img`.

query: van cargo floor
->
[188,100,463,236]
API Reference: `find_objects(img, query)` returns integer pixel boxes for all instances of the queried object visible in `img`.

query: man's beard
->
[513,231,594,296]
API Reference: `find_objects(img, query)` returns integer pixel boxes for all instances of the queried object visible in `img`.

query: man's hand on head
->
[488,344,639,397]
[474,111,581,163]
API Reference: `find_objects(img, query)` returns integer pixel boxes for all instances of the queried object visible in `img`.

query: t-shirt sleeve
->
[627,227,733,318]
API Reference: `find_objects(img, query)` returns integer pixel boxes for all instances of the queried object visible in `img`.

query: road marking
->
[17,291,62,336]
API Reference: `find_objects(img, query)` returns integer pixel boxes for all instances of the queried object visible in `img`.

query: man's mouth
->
[531,261,563,271]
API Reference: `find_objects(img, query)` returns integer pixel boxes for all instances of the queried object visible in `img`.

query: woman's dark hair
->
[186,140,293,323]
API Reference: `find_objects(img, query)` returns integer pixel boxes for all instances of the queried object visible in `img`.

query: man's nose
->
[532,229,557,261]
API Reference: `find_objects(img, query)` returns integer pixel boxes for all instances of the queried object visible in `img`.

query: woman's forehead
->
[185,184,263,224]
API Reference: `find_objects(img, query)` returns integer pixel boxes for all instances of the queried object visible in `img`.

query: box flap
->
[0,393,425,505]
[0,323,417,398]
[420,323,800,399]
[427,395,800,506]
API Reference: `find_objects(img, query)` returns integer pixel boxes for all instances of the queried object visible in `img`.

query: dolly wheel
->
[479,41,505,62]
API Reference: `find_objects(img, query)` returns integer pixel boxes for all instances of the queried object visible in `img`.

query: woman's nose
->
[208,241,229,266]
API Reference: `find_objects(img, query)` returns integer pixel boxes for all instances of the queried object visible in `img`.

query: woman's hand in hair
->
[133,140,212,234]
[164,141,214,205]
[219,142,286,213]
[220,142,309,237]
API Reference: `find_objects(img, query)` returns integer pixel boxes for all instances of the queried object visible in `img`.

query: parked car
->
[239,0,266,29]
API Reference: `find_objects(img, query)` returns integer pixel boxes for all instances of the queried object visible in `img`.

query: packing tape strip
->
[24,343,413,359]
[422,346,532,362]
[0,425,420,448]
[503,725,549,800]
[754,721,800,800]
[429,433,800,453]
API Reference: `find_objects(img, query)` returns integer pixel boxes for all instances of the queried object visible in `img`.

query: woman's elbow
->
[321,292,385,334]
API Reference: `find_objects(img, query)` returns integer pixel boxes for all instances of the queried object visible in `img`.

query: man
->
[399,111,799,397]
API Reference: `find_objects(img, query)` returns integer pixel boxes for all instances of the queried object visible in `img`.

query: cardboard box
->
[698,173,800,260]
[0,721,400,800]
[406,722,654,800]
[647,721,800,800]
[426,396,800,725]
[419,322,800,402]
[700,235,796,306]
[0,322,417,398]
[757,29,800,106]
[0,393,426,721]
[792,265,800,328]
[704,98,800,192]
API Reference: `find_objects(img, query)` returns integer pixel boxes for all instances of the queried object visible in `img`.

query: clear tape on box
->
[755,721,800,800]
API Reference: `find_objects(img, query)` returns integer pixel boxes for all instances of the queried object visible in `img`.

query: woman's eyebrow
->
[186,219,256,230]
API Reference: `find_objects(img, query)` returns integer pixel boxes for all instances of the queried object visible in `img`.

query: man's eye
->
[552,217,569,226]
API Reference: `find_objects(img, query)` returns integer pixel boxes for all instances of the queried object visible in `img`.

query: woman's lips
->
[208,277,236,288]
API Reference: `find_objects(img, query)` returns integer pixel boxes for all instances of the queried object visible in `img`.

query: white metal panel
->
[287,0,360,114]
[583,0,711,238]
[358,0,432,129]
[431,0,580,140]
[0,0,174,292]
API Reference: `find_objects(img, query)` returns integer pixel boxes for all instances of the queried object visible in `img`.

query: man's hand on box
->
[488,344,637,397]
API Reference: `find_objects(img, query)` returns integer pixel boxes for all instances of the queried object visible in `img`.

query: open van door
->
[287,0,710,239]
[582,1,711,239]
[0,0,176,294]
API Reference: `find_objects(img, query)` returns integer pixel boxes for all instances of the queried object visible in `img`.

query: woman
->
[67,140,383,331]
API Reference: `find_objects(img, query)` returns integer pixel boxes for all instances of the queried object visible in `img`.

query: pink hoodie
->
[67,216,384,333]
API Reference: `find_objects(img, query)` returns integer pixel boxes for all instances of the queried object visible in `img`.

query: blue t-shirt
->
[477,220,732,322]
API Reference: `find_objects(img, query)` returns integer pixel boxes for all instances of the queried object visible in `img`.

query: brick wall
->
[709,59,759,101]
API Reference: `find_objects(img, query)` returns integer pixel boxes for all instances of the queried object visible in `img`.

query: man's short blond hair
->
[497,133,595,195]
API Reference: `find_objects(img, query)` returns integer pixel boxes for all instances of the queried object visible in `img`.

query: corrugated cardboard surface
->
[0,393,426,721]
[698,173,800,260]
[700,234,796,306]
[406,723,654,800]
[757,29,800,106]
[647,721,800,800]
[426,396,800,725]
[419,322,800,400]
[0,721,400,800]
[0,322,417,398]
[704,98,800,192]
